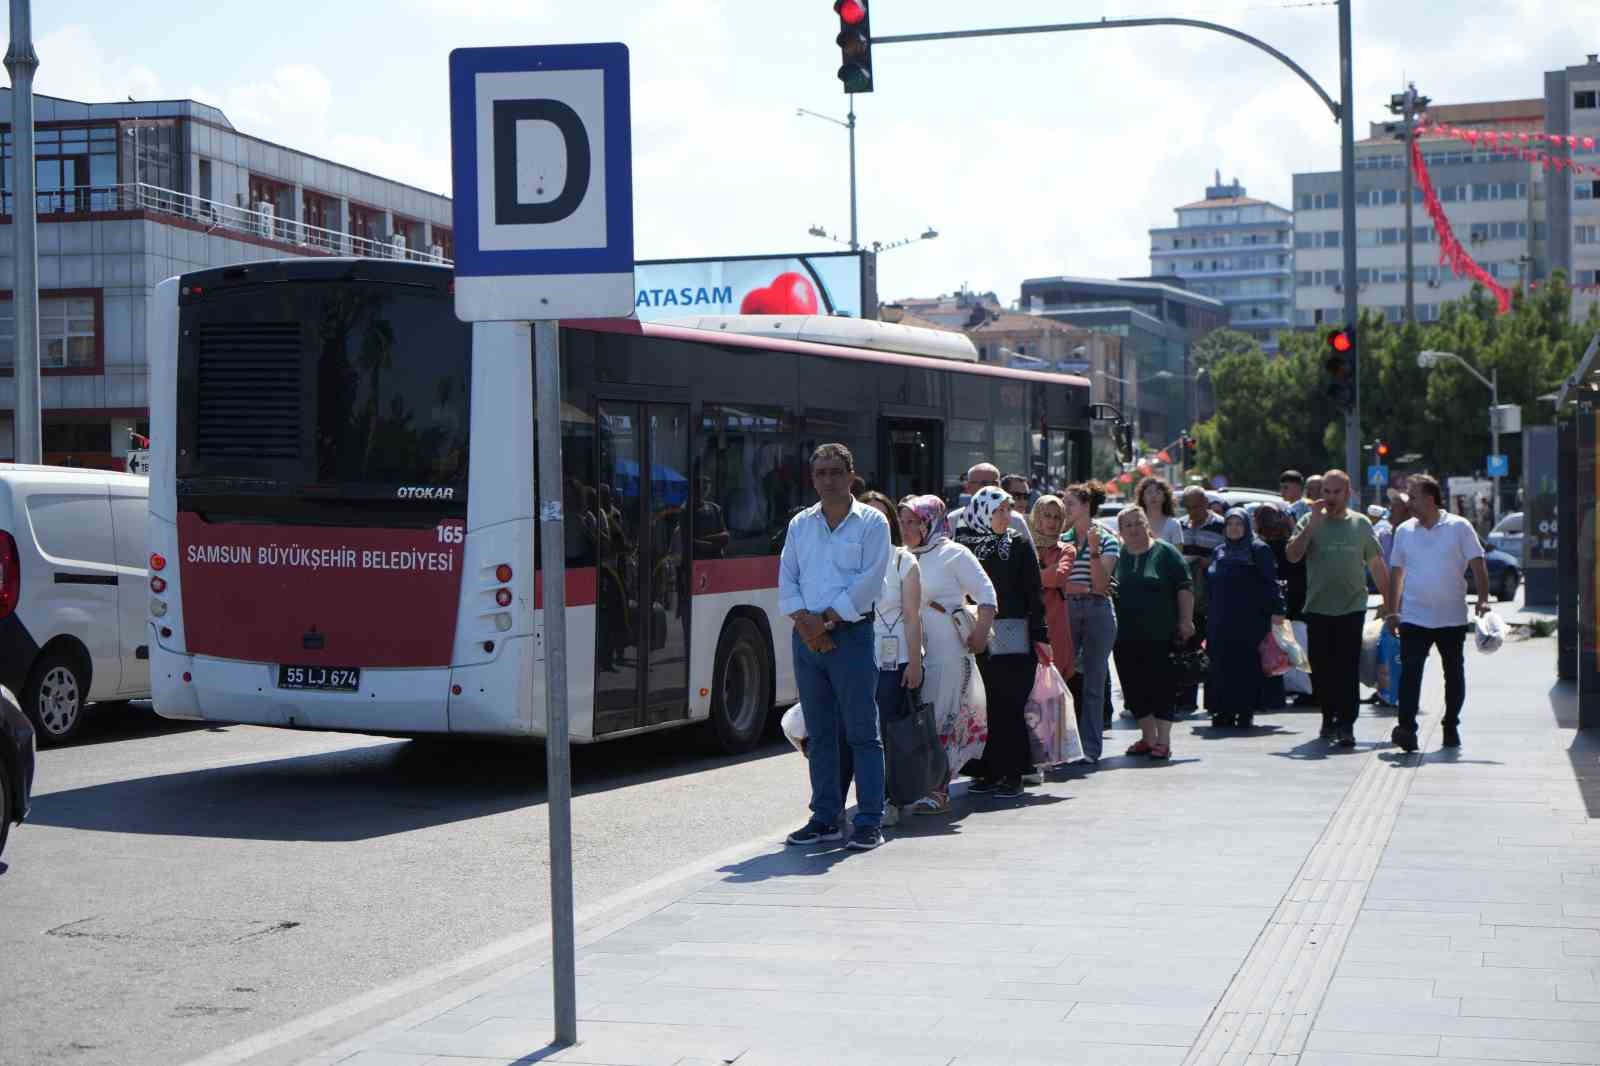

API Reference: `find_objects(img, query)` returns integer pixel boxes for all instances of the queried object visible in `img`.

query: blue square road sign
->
[449,43,634,322]
[1486,454,1509,477]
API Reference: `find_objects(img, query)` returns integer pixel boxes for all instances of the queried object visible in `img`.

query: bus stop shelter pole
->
[533,320,578,1046]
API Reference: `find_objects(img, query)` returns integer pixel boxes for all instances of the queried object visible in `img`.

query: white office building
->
[1148,172,1294,351]
[1294,58,1600,330]
[1545,54,1600,318]
[0,90,452,466]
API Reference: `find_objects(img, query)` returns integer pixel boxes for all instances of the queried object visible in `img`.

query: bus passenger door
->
[879,418,943,501]
[594,401,691,734]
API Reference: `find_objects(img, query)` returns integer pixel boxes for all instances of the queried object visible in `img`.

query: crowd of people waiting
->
[778,443,1490,852]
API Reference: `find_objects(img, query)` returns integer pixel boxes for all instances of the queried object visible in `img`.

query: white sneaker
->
[909,795,950,815]
[1022,771,1044,786]
[882,804,900,827]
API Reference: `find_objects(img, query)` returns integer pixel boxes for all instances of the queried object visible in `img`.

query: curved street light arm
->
[875,17,1340,122]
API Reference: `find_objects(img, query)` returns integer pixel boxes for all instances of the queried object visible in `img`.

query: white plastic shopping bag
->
[781,702,808,755]
[1283,620,1313,696]
[1474,610,1506,655]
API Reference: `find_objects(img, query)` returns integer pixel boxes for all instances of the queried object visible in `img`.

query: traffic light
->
[1375,439,1390,461]
[1115,421,1135,465]
[1324,327,1355,408]
[1182,434,1197,466]
[834,0,873,94]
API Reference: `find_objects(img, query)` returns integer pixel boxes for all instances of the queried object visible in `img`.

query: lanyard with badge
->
[874,554,907,666]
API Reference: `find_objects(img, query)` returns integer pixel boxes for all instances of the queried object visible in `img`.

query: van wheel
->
[707,618,772,755]
[23,653,89,747]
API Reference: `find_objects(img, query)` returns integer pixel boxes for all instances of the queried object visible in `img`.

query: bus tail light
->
[0,532,18,620]
[150,576,167,594]
[495,613,513,632]
[149,552,167,572]
[495,563,513,583]
[495,588,512,607]
[150,598,168,618]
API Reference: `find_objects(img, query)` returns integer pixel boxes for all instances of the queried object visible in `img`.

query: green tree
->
[1191,328,1263,373]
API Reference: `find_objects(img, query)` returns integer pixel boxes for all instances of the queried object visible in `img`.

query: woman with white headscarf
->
[898,494,994,814]
[954,486,1052,798]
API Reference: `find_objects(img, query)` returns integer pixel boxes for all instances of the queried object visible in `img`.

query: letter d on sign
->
[494,99,591,226]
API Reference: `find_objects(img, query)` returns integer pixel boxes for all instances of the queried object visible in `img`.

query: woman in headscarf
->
[1029,494,1076,683]
[1205,506,1286,729]
[954,486,1051,798]
[897,494,994,814]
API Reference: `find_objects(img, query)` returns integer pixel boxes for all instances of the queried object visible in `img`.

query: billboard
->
[632,250,873,321]
[1523,425,1558,606]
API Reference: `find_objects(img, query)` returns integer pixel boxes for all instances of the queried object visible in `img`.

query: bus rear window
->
[178,281,469,505]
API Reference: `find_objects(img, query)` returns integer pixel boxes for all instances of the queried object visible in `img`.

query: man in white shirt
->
[778,443,892,850]
[1385,473,1490,752]
[950,462,1031,538]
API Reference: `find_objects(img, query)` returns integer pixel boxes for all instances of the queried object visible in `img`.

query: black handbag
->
[1169,644,1211,685]
[883,686,946,806]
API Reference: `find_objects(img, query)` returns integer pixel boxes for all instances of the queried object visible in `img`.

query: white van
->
[0,465,150,744]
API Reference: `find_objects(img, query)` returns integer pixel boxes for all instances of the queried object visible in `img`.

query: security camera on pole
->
[448,43,635,1048]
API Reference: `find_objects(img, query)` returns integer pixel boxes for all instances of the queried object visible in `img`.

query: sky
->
[29,0,1598,307]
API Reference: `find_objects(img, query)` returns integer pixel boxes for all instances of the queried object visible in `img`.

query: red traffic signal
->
[1327,329,1352,354]
[834,0,874,93]
[1375,439,1390,459]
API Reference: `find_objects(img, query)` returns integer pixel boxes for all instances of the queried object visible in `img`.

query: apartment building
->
[1148,172,1294,351]
[1545,53,1600,318]
[0,90,452,466]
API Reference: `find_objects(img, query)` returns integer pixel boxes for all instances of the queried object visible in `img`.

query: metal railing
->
[4,183,453,265]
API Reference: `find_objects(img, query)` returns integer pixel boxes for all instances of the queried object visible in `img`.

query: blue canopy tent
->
[611,458,689,507]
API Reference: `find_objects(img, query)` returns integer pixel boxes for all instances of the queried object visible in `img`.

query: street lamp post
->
[1418,349,1502,524]
[796,102,858,252]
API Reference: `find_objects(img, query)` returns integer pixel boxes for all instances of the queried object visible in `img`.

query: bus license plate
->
[278,665,360,692]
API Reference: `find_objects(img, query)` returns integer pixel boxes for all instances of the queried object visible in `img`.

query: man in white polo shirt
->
[1385,473,1490,752]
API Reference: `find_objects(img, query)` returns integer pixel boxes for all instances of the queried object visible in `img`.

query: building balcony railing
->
[3,184,453,265]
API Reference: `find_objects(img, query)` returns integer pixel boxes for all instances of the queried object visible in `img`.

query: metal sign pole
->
[6,0,41,464]
[533,320,577,1046]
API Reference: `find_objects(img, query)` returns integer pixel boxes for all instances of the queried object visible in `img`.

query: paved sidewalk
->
[305,635,1597,1066]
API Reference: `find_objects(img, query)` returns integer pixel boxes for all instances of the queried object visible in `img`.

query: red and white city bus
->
[146,258,1092,751]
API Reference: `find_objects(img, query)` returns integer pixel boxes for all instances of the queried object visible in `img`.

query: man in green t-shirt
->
[1286,470,1392,747]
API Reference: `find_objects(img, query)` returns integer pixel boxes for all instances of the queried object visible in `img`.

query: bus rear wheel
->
[707,617,772,754]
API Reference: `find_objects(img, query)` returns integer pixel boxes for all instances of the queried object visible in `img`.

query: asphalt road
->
[0,705,803,1066]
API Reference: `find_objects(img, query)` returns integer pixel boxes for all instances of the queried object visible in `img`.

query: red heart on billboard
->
[739,272,820,315]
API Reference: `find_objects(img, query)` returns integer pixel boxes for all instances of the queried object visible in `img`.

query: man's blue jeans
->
[793,622,884,830]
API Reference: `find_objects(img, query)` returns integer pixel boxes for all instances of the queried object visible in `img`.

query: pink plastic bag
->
[1258,631,1291,677]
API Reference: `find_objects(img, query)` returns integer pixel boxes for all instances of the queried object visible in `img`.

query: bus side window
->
[699,403,798,558]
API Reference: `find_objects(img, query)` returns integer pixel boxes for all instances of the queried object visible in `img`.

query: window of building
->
[349,202,383,246]
[198,158,212,203]
[1322,230,1340,248]
[1,124,119,214]
[0,291,100,371]
[1575,90,1597,110]
[433,226,454,260]
[1577,225,1599,245]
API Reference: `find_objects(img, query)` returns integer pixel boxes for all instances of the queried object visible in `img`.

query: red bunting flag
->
[1411,138,1512,315]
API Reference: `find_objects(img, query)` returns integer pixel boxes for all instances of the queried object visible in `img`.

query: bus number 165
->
[436,524,465,544]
